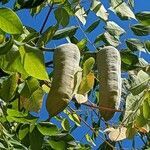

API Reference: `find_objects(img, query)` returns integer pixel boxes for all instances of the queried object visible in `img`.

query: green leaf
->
[75,4,87,25]
[85,20,100,33]
[143,100,150,119]
[0,7,23,34]
[90,0,108,21]
[19,44,49,80]
[131,24,150,36]
[37,122,59,136]
[29,127,43,150]
[20,77,40,98]
[134,110,147,128]
[53,26,78,40]
[126,38,145,52]
[136,11,150,26]
[22,32,39,43]
[37,25,58,47]
[121,51,139,70]
[145,40,150,52]
[76,39,87,51]
[48,140,66,150]
[83,57,95,76]
[130,70,150,95]
[123,92,143,124]
[0,143,5,149]
[18,124,29,140]
[61,118,70,131]
[0,46,28,75]
[85,134,96,146]
[68,113,81,126]
[110,0,136,20]
[105,21,125,36]
[55,7,69,27]
[0,37,13,55]
[0,73,18,102]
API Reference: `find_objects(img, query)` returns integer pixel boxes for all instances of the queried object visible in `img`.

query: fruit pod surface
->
[97,46,121,121]
[46,43,80,117]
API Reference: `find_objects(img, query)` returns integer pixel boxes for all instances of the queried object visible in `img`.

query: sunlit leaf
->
[74,93,88,104]
[37,122,59,136]
[142,100,150,119]
[78,72,95,95]
[0,7,23,34]
[130,70,150,95]
[105,127,127,141]
[83,57,95,77]
[105,21,125,36]
[68,113,80,126]
[123,92,143,124]
[85,134,96,146]
[77,39,87,51]
[90,0,108,21]
[19,44,49,80]
[75,4,87,25]
[95,32,120,47]
[110,0,136,20]
[61,118,70,131]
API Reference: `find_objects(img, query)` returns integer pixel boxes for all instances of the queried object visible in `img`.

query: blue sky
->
[0,0,150,149]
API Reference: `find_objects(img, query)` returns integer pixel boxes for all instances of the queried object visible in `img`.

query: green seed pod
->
[46,43,80,117]
[97,46,121,121]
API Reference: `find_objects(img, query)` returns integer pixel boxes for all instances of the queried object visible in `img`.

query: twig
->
[75,17,97,51]
[40,3,54,34]
[82,102,123,112]
[45,61,53,67]
[40,47,55,52]
[68,106,115,149]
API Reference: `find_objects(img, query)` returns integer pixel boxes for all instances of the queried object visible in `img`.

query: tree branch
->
[40,3,54,34]
[68,106,115,149]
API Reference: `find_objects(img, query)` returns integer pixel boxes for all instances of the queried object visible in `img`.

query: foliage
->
[0,0,150,149]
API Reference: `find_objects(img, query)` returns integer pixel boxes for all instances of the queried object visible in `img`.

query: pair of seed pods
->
[46,43,121,121]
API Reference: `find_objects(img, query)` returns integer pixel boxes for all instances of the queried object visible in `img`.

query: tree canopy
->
[0,0,150,149]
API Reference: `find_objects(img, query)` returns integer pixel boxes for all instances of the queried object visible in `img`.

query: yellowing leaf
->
[143,100,150,119]
[78,72,95,95]
[105,127,127,141]
[83,57,95,77]
[20,88,44,112]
